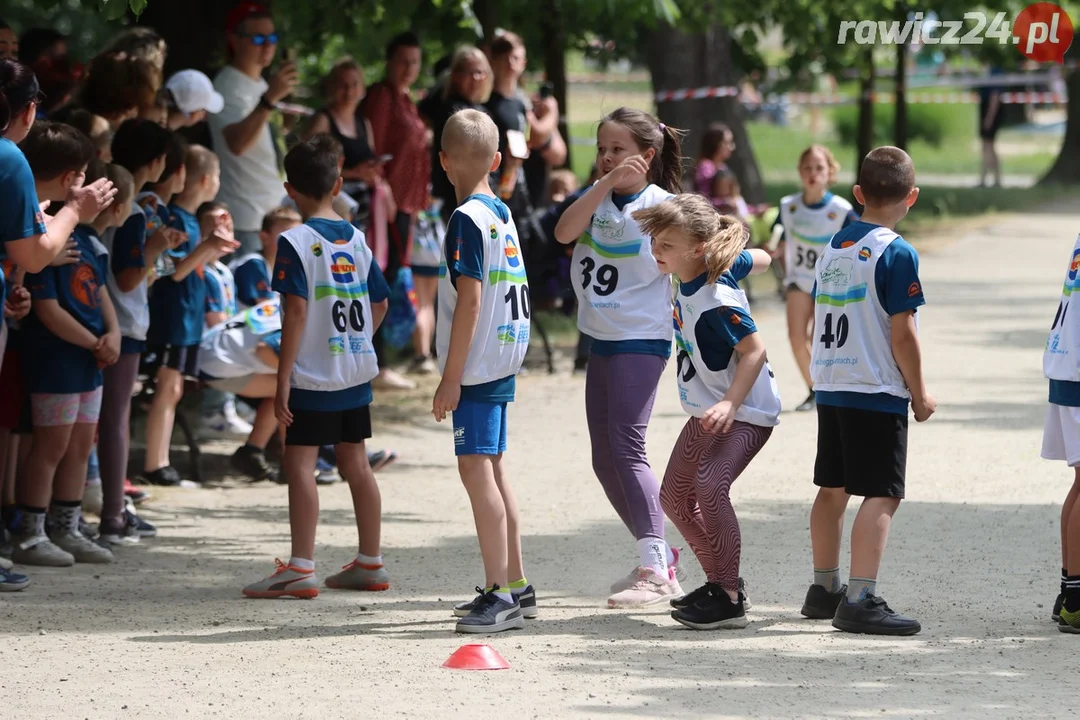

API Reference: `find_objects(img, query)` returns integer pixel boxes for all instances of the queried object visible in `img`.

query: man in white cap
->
[164,69,225,130]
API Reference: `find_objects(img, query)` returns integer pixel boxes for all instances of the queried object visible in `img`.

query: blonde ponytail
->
[632,193,748,284]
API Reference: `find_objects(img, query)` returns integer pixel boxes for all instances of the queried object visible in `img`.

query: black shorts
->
[813,404,907,498]
[142,343,200,380]
[285,405,372,447]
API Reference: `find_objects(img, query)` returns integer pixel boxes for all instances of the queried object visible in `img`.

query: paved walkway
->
[5,205,1079,718]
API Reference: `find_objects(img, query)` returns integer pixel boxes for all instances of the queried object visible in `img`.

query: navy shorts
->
[452,400,508,456]
[142,343,200,380]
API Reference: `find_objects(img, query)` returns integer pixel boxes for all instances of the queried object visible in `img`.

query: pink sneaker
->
[607,567,683,608]
[609,547,684,594]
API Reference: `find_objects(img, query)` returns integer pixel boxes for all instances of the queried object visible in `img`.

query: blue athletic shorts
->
[452,400,508,456]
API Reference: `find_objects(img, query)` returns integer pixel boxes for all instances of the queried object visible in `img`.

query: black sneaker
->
[230,445,278,483]
[801,583,848,619]
[454,584,538,619]
[795,391,816,412]
[832,594,921,636]
[143,466,198,488]
[672,577,751,609]
[1053,592,1065,623]
[670,584,748,630]
[454,587,525,634]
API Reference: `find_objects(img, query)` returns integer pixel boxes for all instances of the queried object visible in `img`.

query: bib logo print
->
[330,252,356,283]
[858,247,872,262]
[820,257,854,286]
[328,336,345,356]
[489,223,498,240]
[504,235,521,268]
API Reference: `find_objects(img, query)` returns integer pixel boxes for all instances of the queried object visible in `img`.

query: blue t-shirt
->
[234,255,275,308]
[111,204,148,353]
[813,221,925,415]
[272,217,390,411]
[445,194,517,403]
[22,226,108,394]
[591,188,672,361]
[204,270,235,316]
[147,205,207,347]
[0,138,48,317]
[678,251,758,372]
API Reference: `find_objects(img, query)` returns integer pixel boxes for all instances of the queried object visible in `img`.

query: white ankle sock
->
[289,557,315,571]
[637,537,670,576]
[356,553,382,567]
[494,589,513,603]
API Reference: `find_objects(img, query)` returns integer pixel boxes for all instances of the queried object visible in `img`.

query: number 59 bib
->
[780,192,854,295]
[572,185,674,343]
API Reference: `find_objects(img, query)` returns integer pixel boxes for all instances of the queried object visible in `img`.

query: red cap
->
[225,2,270,36]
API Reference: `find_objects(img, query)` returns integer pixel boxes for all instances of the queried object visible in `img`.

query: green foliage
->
[832,102,971,147]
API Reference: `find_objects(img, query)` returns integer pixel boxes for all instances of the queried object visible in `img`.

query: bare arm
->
[442,278,481,385]
[6,205,81,273]
[34,298,99,350]
[746,248,772,275]
[890,310,933,420]
[222,105,275,157]
[274,293,307,426]
[702,331,767,433]
[205,310,226,328]
[370,298,388,333]
[115,267,145,294]
[554,173,614,244]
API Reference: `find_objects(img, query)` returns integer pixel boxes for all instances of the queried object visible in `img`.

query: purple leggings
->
[585,352,667,541]
[98,353,140,528]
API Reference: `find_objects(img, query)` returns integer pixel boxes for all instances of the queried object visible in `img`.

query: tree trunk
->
[539,0,570,169]
[856,50,876,180]
[894,7,908,150]
[646,21,765,204]
[472,0,500,45]
[1041,69,1080,184]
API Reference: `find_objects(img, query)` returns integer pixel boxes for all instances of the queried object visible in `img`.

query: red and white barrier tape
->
[654,87,1068,105]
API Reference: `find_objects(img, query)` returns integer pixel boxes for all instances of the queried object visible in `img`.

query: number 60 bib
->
[572,186,675,343]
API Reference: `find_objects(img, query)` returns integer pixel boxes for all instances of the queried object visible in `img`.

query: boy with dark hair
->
[142,143,237,488]
[801,146,935,636]
[242,134,392,598]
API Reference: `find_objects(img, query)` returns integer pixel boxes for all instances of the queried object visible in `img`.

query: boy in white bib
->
[1041,233,1080,633]
[242,135,392,599]
[433,109,532,634]
[803,146,935,636]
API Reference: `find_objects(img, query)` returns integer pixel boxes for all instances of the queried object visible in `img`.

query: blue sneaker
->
[315,457,340,485]
[125,508,157,538]
[0,566,30,592]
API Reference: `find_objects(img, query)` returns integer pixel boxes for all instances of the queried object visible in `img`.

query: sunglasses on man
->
[238,32,278,46]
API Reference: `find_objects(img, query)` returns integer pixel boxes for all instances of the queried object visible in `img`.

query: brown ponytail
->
[599,107,685,193]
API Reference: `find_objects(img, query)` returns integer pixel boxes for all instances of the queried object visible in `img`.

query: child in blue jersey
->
[636,195,777,631]
[802,146,935,636]
[1042,234,1080,633]
[431,108,533,634]
[231,206,300,310]
[243,134,392,599]
[142,143,237,487]
[199,202,239,328]
[772,145,859,412]
[554,106,686,608]
[14,154,123,567]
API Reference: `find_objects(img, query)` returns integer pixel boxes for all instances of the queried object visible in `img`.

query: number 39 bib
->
[279,223,379,393]
[572,185,674,342]
[780,192,854,294]
[810,226,911,398]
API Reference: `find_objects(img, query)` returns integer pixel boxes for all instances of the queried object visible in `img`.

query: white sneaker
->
[229,398,257,425]
[199,411,253,439]
[0,555,12,570]
[50,530,114,564]
[607,567,683,608]
[11,533,75,567]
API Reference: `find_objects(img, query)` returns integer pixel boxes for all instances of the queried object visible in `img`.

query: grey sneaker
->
[50,530,114,563]
[11,533,75,567]
[243,559,319,599]
[324,560,390,591]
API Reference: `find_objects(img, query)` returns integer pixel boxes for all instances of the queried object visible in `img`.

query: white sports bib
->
[1045,233,1080,382]
[779,192,854,294]
[674,280,781,426]
[200,298,281,379]
[437,198,530,386]
[279,224,379,392]
[101,202,150,341]
[810,227,911,398]
[571,184,674,342]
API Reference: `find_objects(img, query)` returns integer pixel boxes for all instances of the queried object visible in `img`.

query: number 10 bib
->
[810,226,911,398]
[572,185,674,342]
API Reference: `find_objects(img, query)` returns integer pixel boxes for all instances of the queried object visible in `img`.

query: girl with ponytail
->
[633,193,779,630]
[553,106,687,608]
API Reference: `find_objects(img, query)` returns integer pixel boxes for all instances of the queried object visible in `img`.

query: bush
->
[832,103,974,148]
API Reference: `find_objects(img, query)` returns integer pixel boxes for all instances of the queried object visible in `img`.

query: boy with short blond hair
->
[802,146,934,636]
[230,206,301,310]
[433,109,534,633]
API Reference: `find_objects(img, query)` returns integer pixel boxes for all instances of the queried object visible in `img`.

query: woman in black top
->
[302,57,390,221]
[417,46,492,221]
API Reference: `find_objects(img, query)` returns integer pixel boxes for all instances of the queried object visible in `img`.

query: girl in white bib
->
[554,107,685,608]
[771,145,858,412]
[635,194,778,631]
